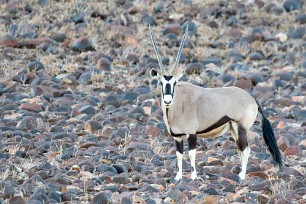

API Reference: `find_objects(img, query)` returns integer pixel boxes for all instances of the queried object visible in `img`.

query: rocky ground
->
[0,0,305,203]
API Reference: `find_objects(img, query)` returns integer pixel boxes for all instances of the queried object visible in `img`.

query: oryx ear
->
[150,68,160,80]
[175,70,185,81]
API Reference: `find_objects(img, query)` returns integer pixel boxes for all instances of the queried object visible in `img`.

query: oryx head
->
[149,24,189,108]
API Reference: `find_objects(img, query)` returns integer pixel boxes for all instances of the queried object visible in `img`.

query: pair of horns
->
[149,23,189,73]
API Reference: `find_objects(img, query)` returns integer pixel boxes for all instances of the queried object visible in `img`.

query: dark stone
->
[27,61,45,72]
[120,91,139,104]
[38,0,49,6]
[203,188,219,195]
[15,150,26,158]
[71,13,85,24]
[278,72,293,81]
[103,95,121,107]
[71,37,94,52]
[16,116,37,130]
[186,62,204,75]
[142,14,156,26]
[296,14,306,24]
[9,196,26,204]
[21,31,37,39]
[183,21,197,36]
[200,58,222,67]
[92,191,112,204]
[288,27,305,39]
[29,189,49,204]
[48,191,61,203]
[112,174,130,184]
[77,105,96,115]
[3,184,15,199]
[246,72,264,85]
[50,32,66,42]
[283,0,303,12]
[96,164,118,174]
[248,52,264,61]
[250,180,270,191]
[120,197,133,204]
[112,164,128,174]
[223,184,236,193]
[78,72,92,84]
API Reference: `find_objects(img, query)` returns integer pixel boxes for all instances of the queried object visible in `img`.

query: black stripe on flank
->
[197,115,232,134]
[170,129,185,137]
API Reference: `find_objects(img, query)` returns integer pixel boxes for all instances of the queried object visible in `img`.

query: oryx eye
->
[159,81,162,86]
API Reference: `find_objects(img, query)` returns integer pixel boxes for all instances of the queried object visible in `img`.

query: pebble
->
[9,196,26,204]
[234,79,253,90]
[284,146,301,156]
[92,191,112,204]
[71,37,94,52]
[283,0,303,12]
[0,34,18,47]
[27,61,45,72]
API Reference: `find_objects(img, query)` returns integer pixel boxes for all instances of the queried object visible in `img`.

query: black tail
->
[257,103,282,168]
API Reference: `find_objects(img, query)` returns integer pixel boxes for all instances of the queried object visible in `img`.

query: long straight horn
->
[149,25,164,70]
[172,23,189,74]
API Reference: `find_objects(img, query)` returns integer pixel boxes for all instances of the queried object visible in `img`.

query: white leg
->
[189,149,197,180]
[239,146,250,180]
[175,151,183,181]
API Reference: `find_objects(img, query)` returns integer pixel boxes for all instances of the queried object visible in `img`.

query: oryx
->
[149,24,282,181]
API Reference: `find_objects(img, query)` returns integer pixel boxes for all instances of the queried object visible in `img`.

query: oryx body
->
[149,24,282,181]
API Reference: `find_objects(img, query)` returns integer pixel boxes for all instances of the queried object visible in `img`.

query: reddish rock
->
[19,37,57,48]
[248,171,269,180]
[79,141,96,149]
[284,146,301,156]
[260,160,274,171]
[202,195,218,204]
[145,125,160,137]
[275,198,290,204]
[20,103,42,112]
[0,34,18,47]
[277,136,290,152]
[164,23,182,35]
[186,62,204,75]
[125,35,138,47]
[97,57,111,72]
[234,79,253,90]
[84,120,102,132]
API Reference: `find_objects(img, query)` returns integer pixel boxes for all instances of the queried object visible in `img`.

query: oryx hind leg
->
[187,134,197,180]
[230,121,250,181]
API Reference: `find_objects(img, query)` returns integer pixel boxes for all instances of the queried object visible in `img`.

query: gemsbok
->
[149,24,282,181]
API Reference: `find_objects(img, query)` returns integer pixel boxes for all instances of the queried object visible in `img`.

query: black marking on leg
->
[237,125,248,151]
[197,115,232,134]
[175,139,184,154]
[188,134,197,150]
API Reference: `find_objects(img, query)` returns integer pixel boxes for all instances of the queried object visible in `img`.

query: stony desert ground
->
[0,0,305,203]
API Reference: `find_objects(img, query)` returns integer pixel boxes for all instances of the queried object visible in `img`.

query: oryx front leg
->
[188,134,197,180]
[237,126,250,181]
[174,137,183,181]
